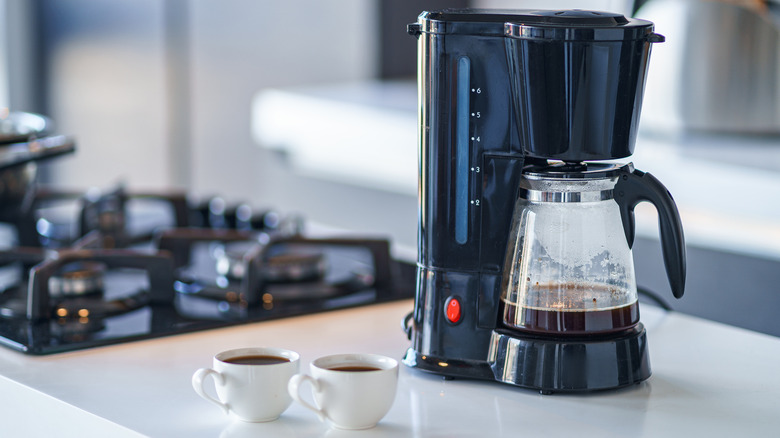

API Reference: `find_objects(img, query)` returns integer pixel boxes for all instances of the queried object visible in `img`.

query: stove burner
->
[213,241,253,280]
[0,246,172,320]
[215,241,327,283]
[49,261,106,298]
[264,252,327,283]
[159,228,398,307]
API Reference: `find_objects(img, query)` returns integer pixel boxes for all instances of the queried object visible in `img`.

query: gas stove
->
[0,185,414,354]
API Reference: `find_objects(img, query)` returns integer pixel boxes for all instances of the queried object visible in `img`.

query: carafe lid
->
[523,162,634,180]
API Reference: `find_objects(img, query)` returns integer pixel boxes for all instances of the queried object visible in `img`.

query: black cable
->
[637,285,672,311]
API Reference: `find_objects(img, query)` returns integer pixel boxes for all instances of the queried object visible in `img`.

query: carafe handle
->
[614,166,686,299]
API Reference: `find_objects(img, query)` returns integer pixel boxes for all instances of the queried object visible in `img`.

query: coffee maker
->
[403,9,686,393]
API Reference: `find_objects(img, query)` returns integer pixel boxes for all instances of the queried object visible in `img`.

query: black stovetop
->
[0,187,415,354]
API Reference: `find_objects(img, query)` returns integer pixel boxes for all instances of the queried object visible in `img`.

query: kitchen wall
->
[38,0,170,189]
[187,1,379,198]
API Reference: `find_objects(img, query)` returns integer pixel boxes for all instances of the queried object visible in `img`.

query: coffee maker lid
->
[414,9,661,41]
[505,10,659,42]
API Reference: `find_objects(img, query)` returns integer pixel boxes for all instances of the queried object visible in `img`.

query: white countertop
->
[1,300,779,437]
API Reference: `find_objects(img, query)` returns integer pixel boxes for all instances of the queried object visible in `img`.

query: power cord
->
[637,285,672,311]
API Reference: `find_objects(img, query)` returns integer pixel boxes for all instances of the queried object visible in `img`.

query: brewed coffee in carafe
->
[501,164,640,335]
[499,159,687,341]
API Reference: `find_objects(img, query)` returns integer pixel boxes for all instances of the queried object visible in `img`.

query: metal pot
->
[0,111,75,219]
[0,163,36,216]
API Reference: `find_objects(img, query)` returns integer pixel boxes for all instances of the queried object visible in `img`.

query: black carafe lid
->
[522,161,627,179]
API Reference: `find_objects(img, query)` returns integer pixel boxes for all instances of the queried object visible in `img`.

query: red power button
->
[445,297,461,324]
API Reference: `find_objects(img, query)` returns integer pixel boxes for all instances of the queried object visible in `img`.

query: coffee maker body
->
[404,9,684,393]
[405,10,526,382]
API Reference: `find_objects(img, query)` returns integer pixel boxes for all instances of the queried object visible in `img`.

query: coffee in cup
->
[288,353,398,430]
[192,347,300,422]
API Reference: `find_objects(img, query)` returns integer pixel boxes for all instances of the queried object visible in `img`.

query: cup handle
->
[192,367,229,415]
[288,374,326,422]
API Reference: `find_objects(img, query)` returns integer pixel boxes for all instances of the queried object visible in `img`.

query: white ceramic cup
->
[192,347,300,422]
[287,353,398,430]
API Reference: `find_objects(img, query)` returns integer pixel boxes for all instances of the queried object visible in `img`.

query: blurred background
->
[1,0,779,255]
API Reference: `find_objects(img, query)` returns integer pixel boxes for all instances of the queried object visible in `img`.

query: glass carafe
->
[501,162,685,335]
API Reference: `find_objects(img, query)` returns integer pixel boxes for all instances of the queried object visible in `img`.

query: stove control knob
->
[444,297,462,324]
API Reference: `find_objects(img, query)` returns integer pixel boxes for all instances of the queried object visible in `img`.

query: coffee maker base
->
[403,324,650,394]
[488,324,651,393]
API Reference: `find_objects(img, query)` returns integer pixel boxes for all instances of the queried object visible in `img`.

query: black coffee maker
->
[403,9,686,393]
